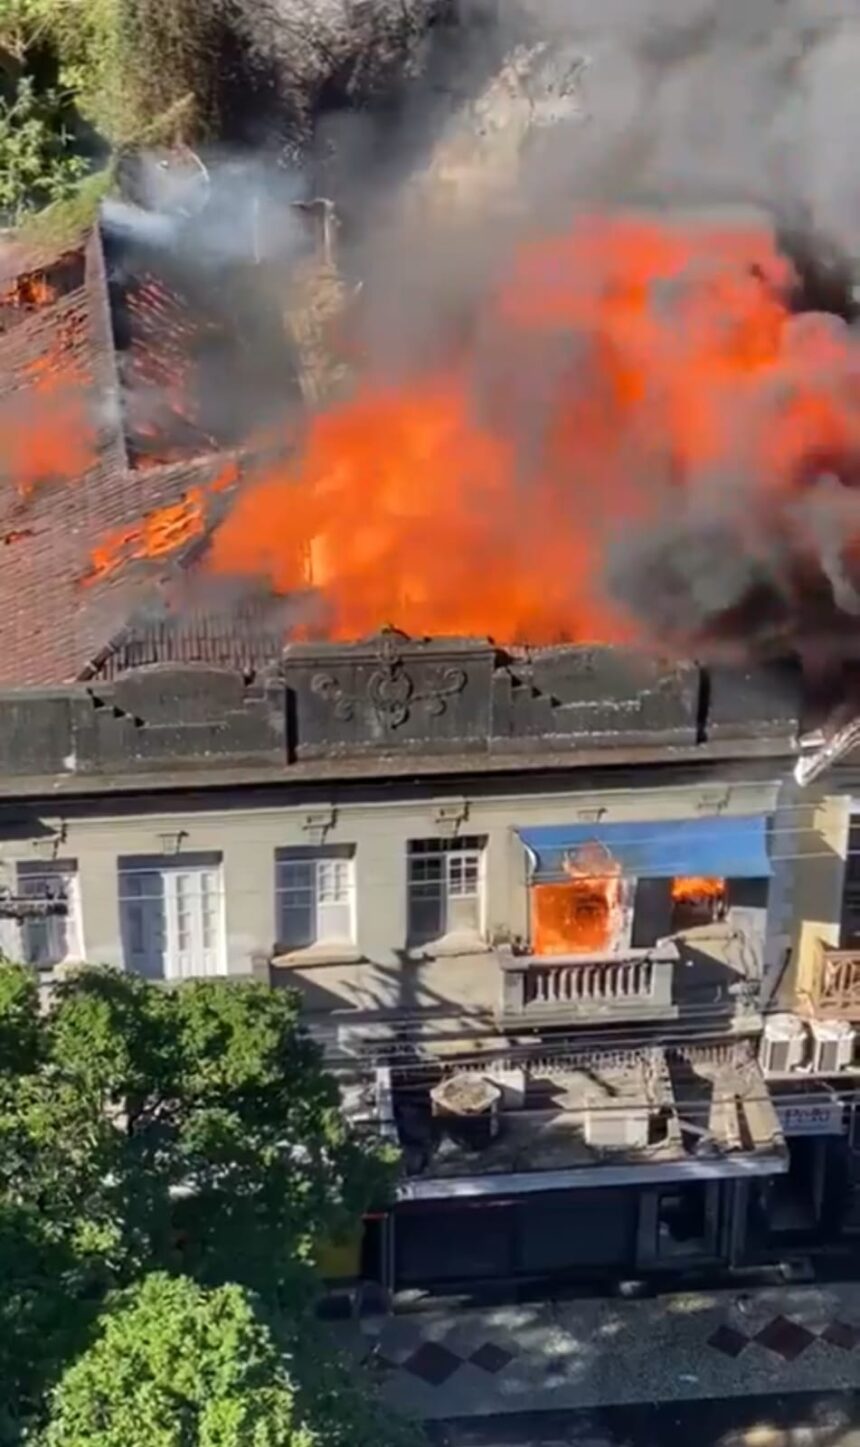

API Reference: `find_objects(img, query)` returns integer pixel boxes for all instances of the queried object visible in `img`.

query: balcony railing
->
[804,943,860,1020]
[497,943,677,1026]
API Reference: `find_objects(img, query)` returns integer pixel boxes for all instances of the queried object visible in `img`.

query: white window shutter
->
[164,868,224,979]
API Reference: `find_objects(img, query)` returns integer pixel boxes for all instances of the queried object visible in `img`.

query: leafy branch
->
[0,75,88,225]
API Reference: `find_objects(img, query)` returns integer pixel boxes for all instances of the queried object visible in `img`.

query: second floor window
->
[407,837,485,943]
[275,847,355,952]
[118,855,225,980]
[16,859,84,968]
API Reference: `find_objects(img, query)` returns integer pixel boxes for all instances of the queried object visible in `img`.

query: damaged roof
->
[0,228,258,686]
[0,223,312,690]
[0,227,805,788]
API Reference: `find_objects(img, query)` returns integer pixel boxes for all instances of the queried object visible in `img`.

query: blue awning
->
[518,816,771,882]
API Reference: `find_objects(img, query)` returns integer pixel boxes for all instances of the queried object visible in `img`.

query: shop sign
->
[776,1100,845,1136]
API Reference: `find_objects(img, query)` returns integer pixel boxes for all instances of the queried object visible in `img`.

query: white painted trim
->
[396,1151,789,1201]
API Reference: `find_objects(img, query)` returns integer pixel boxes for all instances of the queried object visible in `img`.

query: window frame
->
[117,854,227,980]
[406,837,486,944]
[15,858,85,968]
[274,846,356,953]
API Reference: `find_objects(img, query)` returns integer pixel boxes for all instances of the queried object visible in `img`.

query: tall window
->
[16,859,84,968]
[118,855,225,980]
[407,837,485,943]
[275,846,355,952]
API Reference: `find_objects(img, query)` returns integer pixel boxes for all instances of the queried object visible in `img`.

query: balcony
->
[497,942,678,1028]
[801,943,860,1021]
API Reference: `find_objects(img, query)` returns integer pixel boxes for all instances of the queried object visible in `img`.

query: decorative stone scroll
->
[310,629,466,731]
[283,628,494,756]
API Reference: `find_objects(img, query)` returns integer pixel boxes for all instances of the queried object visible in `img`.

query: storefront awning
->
[518,815,771,882]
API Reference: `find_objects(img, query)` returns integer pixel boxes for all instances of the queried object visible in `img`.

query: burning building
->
[0,206,859,1295]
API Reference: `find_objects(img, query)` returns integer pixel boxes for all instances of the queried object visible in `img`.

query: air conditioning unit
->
[811,1021,855,1075]
[760,1014,807,1075]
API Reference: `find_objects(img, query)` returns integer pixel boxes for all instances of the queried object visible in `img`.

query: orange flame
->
[532,878,620,955]
[0,363,95,497]
[671,876,727,903]
[533,842,625,956]
[84,488,207,587]
[82,461,237,585]
[198,211,860,644]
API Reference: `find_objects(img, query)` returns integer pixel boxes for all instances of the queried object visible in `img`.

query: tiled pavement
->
[332,1281,860,1420]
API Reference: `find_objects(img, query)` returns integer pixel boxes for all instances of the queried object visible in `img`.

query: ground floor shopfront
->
[359,1137,859,1297]
[364,1170,766,1296]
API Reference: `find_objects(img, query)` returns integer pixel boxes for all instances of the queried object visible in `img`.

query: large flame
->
[0,310,96,498]
[532,841,626,956]
[193,211,860,647]
[82,460,237,587]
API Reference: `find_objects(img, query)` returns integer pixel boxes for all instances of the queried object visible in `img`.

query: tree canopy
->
[0,963,405,1447]
[42,1273,311,1447]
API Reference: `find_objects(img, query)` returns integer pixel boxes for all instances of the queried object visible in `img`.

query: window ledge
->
[406,934,491,961]
[271,944,364,969]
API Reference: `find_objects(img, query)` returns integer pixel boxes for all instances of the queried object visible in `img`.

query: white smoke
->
[101,151,308,266]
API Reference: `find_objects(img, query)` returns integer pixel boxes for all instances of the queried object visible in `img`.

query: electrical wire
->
[319,1010,857,1068]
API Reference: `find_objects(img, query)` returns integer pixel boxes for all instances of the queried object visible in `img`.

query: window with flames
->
[530,841,630,957]
[531,856,740,959]
[669,876,728,931]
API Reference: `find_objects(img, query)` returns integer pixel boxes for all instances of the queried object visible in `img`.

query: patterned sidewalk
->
[334,1281,860,1420]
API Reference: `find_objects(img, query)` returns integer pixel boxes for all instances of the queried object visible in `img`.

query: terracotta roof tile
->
[80,593,287,682]
[0,227,278,687]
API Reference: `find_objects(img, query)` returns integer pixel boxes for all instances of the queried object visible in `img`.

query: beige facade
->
[763,781,852,1014]
[768,765,860,1046]
[0,770,791,1045]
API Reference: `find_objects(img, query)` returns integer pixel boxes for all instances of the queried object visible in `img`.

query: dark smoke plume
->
[105,0,860,681]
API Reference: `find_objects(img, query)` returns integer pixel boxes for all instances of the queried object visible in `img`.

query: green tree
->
[0,965,394,1295]
[42,1273,312,1447]
[0,961,40,1073]
[0,75,88,224]
[1,0,209,144]
[42,1272,419,1447]
[40,966,391,1297]
[0,964,402,1445]
[0,1202,97,1445]
[0,0,208,229]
